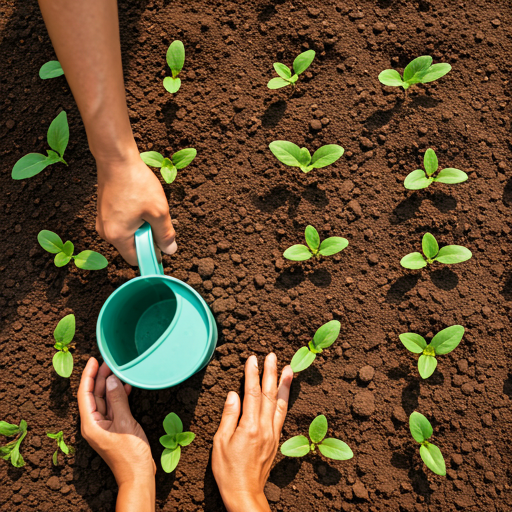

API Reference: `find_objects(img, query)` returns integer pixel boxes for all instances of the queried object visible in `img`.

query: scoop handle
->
[134,222,164,276]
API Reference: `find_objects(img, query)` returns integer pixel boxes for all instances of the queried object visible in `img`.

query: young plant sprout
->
[379,55,451,90]
[290,320,341,372]
[39,60,64,79]
[283,225,348,262]
[37,230,108,270]
[164,40,185,93]
[400,233,472,269]
[280,415,353,461]
[140,148,196,184]
[269,141,344,173]
[404,148,468,190]
[409,412,446,476]
[11,111,69,180]
[400,325,464,379]
[160,413,195,473]
[52,314,76,378]
[47,431,74,466]
[267,49,315,90]
[0,420,28,468]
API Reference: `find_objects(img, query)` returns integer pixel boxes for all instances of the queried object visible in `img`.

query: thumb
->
[144,210,178,256]
[216,391,241,440]
[106,375,133,428]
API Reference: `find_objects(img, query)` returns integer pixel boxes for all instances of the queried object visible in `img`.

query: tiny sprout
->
[140,148,196,184]
[400,325,464,379]
[379,55,451,90]
[281,415,353,461]
[290,320,341,373]
[409,412,446,476]
[160,413,195,473]
[0,419,28,468]
[400,233,472,269]
[52,314,76,378]
[404,148,468,190]
[267,49,315,90]
[164,40,185,94]
[47,431,74,466]
[39,60,64,79]
[12,111,69,180]
[284,225,348,262]
[37,230,108,270]
[269,141,344,173]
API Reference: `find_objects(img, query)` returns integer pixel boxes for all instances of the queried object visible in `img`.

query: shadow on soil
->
[288,366,324,410]
[269,457,302,488]
[391,448,433,500]
[503,177,512,206]
[500,271,512,301]
[276,266,332,290]
[261,100,287,128]
[385,275,419,304]
[391,191,457,224]
[430,268,459,290]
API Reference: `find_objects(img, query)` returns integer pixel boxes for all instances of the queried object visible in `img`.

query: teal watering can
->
[96,223,218,389]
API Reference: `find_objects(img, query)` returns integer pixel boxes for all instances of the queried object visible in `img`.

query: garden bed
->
[1,0,512,510]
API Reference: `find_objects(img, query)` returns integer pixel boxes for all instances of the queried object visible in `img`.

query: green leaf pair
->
[140,148,196,184]
[160,413,195,473]
[267,50,315,90]
[409,412,446,476]
[0,419,28,468]
[164,40,185,94]
[281,415,353,461]
[47,431,74,466]
[404,148,468,190]
[12,111,69,180]
[290,320,341,373]
[400,325,464,379]
[37,230,108,270]
[52,314,76,378]
[269,141,344,173]
[39,60,64,79]
[400,233,472,269]
[379,55,451,90]
[284,225,348,262]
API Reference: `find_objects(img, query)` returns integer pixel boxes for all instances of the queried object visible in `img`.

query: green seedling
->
[404,148,468,190]
[37,230,108,270]
[290,320,341,373]
[12,111,69,180]
[409,412,446,476]
[52,314,76,378]
[400,233,472,269]
[164,40,185,93]
[379,55,451,90]
[284,225,348,262]
[269,141,344,173]
[267,49,315,90]
[0,420,28,468]
[39,60,64,79]
[160,413,195,473]
[140,148,196,184]
[47,431,74,466]
[400,325,464,379]
[281,415,353,461]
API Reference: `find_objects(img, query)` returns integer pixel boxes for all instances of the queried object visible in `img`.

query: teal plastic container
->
[96,223,217,389]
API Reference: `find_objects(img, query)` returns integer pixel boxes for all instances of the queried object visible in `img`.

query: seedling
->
[284,225,348,262]
[160,413,195,473]
[164,40,185,93]
[281,415,353,461]
[39,60,64,79]
[12,111,69,180]
[404,148,468,190]
[400,325,464,379]
[269,141,344,173]
[290,320,341,372]
[37,230,108,270]
[0,420,28,468]
[52,314,76,378]
[409,412,446,476]
[379,55,451,90]
[267,50,315,90]
[140,148,196,184]
[400,233,472,269]
[47,431,74,465]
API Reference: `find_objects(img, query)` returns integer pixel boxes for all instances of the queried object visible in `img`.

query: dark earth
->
[1,0,512,511]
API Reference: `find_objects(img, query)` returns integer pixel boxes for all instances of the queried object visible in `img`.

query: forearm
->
[117,478,156,512]
[221,492,271,512]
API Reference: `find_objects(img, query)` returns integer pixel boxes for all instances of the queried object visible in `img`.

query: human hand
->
[95,152,177,266]
[212,353,293,512]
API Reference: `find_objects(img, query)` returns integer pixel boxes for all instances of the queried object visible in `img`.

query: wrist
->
[221,491,270,512]
[117,476,155,512]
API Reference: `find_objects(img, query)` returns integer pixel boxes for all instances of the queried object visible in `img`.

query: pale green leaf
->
[304,225,320,251]
[309,415,328,444]
[310,145,344,169]
[12,153,53,180]
[399,333,427,354]
[418,355,437,379]
[409,411,432,443]
[166,40,185,77]
[318,438,353,460]
[423,148,438,176]
[140,151,164,168]
[269,141,302,167]
[420,443,446,476]
[39,60,64,79]
[161,164,178,184]
[400,252,427,269]
[163,413,183,435]
[176,432,195,447]
[273,62,291,79]
[434,168,468,184]
[404,169,432,190]
[430,325,464,355]
[62,241,74,257]
[422,233,439,259]
[0,422,20,437]
[74,251,108,270]
[267,77,290,89]
[53,351,73,378]
[47,111,69,157]
[159,435,178,450]
[54,252,72,267]
[318,237,348,256]
[292,50,315,75]
[378,69,404,87]
[280,435,310,457]
[313,320,341,350]
[290,347,316,373]
[434,245,472,265]
[54,314,75,345]
[420,63,451,84]
[172,148,197,169]
[163,76,181,93]
[38,230,64,254]
[161,446,181,473]
[403,55,433,84]
[283,244,312,261]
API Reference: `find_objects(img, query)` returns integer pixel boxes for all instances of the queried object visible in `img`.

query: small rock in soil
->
[344,364,358,379]
[457,359,469,373]
[392,406,407,423]
[265,482,281,502]
[358,365,375,382]
[352,480,369,500]
[373,22,385,33]
[359,137,373,150]
[5,119,15,129]
[212,297,236,314]
[347,199,362,217]
[46,476,61,490]
[352,390,375,417]
[198,258,215,278]
[310,119,322,131]
[452,453,463,466]
[254,274,266,287]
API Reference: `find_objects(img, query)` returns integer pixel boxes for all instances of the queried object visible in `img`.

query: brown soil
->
[1,0,512,511]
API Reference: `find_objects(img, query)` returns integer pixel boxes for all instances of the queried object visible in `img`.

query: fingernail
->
[226,392,237,405]
[106,375,119,391]
[253,355,258,368]
[162,240,178,255]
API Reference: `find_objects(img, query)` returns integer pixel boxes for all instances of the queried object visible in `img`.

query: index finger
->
[239,355,261,428]
[77,357,100,422]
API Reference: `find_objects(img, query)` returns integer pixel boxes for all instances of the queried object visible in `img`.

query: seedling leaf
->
[74,251,108,270]
[400,252,427,269]
[269,141,302,167]
[62,241,74,257]
[434,245,472,264]
[292,50,315,75]
[0,422,19,437]
[409,412,432,443]
[53,351,73,378]
[305,225,320,252]
[283,244,312,261]
[161,164,178,184]
[55,252,71,267]
[161,446,181,473]
[159,435,178,450]
[140,151,164,168]
[378,69,404,87]
[54,314,75,345]
[404,169,432,190]
[403,56,432,84]
[318,237,348,256]
[280,435,310,457]
[309,415,328,443]
[166,40,185,77]
[298,147,311,167]
[12,153,53,180]
[313,320,341,350]
[267,77,290,89]
[420,63,451,83]
[430,325,464,355]
[423,149,438,176]
[418,355,437,379]
[172,148,197,169]
[163,77,181,94]
[47,111,69,157]
[420,443,446,475]
[176,432,195,447]
[310,145,344,169]
[290,347,316,372]
[435,168,468,184]
[399,333,427,353]
[318,438,353,460]
[163,413,183,435]
[422,233,439,260]
[273,63,292,79]
[39,60,64,79]
[38,230,64,254]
